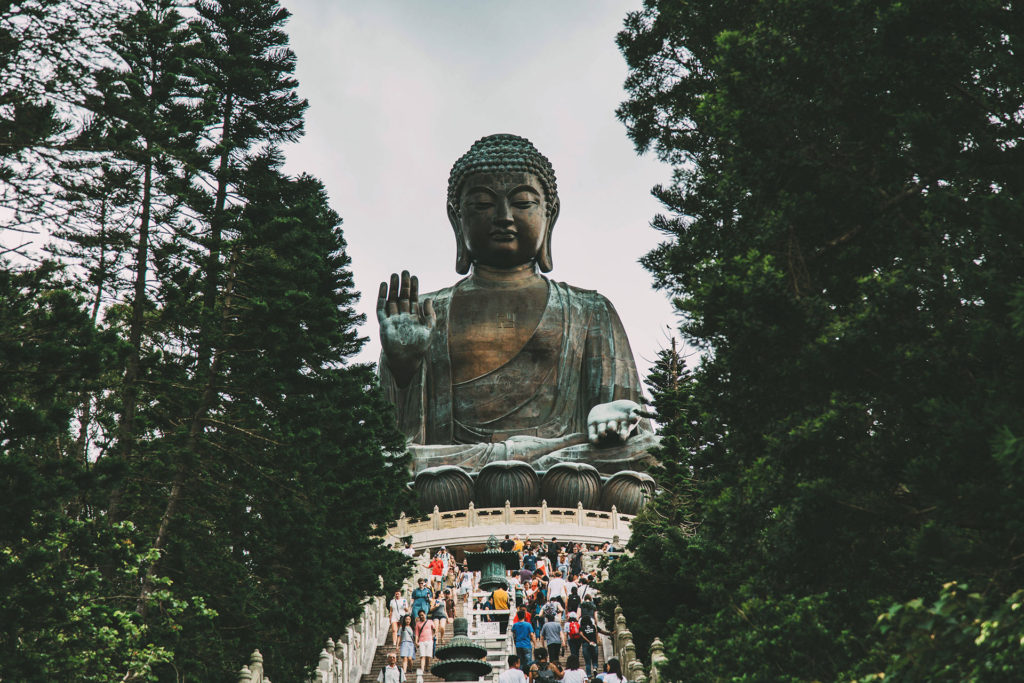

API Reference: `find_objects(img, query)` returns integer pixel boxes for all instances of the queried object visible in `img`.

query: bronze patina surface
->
[377,134,658,483]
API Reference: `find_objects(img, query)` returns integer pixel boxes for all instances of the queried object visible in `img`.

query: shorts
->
[419,641,434,658]
[400,641,415,658]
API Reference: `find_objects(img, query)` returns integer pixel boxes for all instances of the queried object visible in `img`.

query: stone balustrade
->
[235,522,658,683]
[237,564,427,683]
[610,606,668,683]
[387,501,634,550]
[237,649,269,683]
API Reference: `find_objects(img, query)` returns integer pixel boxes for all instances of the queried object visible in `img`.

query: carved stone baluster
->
[622,639,636,672]
[577,502,584,527]
[238,665,252,683]
[540,499,549,524]
[649,638,666,683]
[398,512,408,537]
[248,649,264,683]
[335,638,345,683]
[319,640,333,683]
[340,633,351,683]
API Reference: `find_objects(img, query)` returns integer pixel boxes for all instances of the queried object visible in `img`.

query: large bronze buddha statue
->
[377,134,658,512]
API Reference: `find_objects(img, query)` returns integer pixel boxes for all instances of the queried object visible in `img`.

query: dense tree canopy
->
[0,1,411,681]
[605,1,1024,680]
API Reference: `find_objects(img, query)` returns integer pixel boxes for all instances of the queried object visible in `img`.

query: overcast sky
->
[280,0,681,382]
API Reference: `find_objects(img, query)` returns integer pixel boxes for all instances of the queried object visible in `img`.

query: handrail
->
[388,501,634,549]
[610,606,668,683]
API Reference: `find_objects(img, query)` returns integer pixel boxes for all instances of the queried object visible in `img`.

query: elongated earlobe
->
[537,201,559,273]
[448,202,471,274]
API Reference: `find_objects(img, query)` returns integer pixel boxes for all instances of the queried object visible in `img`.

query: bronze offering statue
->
[377,134,658,510]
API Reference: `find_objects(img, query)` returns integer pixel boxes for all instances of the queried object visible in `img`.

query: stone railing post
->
[432,505,441,530]
[649,638,666,683]
[577,502,585,527]
[334,637,345,683]
[319,639,333,683]
[341,631,352,683]
[248,649,264,683]
[621,632,635,668]
[503,500,512,524]
[238,665,252,683]
[397,512,408,537]
[611,506,619,529]
[468,501,476,527]
[540,499,549,524]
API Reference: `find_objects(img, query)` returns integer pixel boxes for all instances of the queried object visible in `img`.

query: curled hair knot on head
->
[447,134,559,218]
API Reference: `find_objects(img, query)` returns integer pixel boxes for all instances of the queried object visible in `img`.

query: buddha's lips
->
[490,230,516,241]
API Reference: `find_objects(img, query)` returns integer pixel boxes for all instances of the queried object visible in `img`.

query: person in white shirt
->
[561,655,586,683]
[378,653,406,683]
[401,541,416,558]
[498,654,528,683]
[602,658,624,683]
[547,571,567,606]
[439,546,451,576]
[390,590,408,647]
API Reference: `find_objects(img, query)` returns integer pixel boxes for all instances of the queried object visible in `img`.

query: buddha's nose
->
[493,200,514,226]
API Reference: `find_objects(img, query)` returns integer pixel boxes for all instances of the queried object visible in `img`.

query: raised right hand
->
[378,270,436,386]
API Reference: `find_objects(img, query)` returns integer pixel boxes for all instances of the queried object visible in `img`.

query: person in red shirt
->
[426,553,444,591]
[513,607,532,624]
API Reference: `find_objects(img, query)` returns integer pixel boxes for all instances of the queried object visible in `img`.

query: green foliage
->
[2,1,411,680]
[0,514,212,682]
[609,0,1024,679]
[147,153,410,681]
[0,263,108,455]
[859,582,1024,682]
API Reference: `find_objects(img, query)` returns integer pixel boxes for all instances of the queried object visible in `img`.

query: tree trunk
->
[109,150,152,520]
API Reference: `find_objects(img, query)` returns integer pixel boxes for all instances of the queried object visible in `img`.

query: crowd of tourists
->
[382,536,623,683]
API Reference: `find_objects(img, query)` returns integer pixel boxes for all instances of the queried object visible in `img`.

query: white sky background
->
[280,0,681,383]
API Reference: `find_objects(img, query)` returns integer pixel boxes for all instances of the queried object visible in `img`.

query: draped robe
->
[379,278,657,473]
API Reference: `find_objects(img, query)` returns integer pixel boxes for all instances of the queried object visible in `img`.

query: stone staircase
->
[357,597,606,683]
[359,600,467,683]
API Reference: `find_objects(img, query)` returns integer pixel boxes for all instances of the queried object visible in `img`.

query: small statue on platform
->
[377,134,658,511]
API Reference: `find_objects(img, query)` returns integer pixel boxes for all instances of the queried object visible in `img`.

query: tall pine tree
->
[609,1,1024,679]
[148,153,409,681]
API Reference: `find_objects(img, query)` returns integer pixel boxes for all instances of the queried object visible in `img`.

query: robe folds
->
[379,277,656,473]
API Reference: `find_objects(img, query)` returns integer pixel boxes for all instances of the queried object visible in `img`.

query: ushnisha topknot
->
[447,134,559,217]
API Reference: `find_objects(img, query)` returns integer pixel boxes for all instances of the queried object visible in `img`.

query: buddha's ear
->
[448,201,471,275]
[537,200,560,273]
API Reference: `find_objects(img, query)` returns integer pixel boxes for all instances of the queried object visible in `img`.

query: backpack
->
[543,602,558,619]
[537,667,558,683]
[568,621,581,640]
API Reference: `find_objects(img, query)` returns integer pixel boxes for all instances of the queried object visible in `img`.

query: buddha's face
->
[454,171,548,269]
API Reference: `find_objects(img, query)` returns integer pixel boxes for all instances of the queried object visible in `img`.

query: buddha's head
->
[447,134,560,274]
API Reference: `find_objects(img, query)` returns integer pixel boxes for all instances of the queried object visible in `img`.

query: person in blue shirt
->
[411,578,432,623]
[523,549,538,572]
[511,607,536,671]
